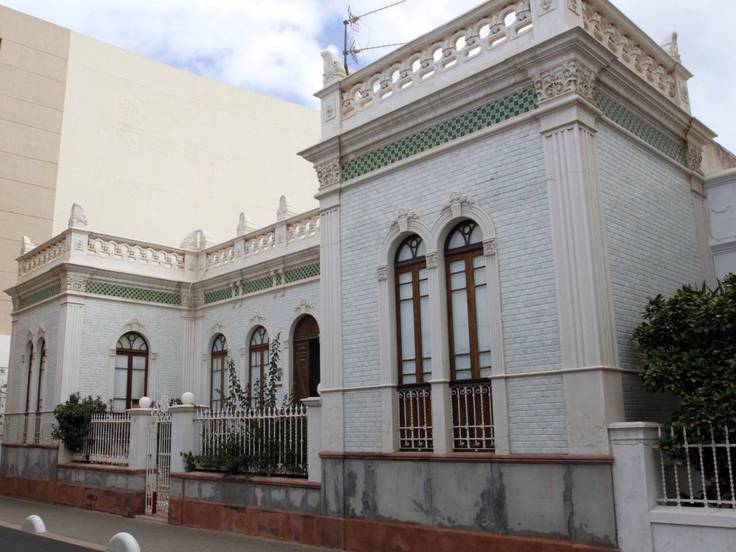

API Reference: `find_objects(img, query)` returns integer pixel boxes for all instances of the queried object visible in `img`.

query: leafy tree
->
[53,393,107,452]
[634,273,736,428]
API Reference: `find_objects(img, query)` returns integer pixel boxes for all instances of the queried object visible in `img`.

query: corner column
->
[533,59,623,454]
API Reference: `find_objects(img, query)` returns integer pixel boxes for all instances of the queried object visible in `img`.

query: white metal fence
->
[1,411,56,445]
[194,405,307,476]
[658,424,736,509]
[74,412,131,465]
[146,410,171,516]
[397,384,433,451]
[451,380,495,452]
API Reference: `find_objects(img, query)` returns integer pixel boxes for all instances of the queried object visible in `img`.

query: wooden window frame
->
[34,339,46,412]
[24,342,34,413]
[394,236,428,386]
[445,223,485,381]
[249,327,269,401]
[210,334,228,410]
[115,332,149,411]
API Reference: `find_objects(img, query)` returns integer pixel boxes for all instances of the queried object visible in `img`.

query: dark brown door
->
[292,315,319,401]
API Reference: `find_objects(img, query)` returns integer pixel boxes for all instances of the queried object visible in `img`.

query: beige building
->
[0,5,321,364]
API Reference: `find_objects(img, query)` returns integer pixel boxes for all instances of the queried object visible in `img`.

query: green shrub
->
[634,273,736,428]
[52,393,107,452]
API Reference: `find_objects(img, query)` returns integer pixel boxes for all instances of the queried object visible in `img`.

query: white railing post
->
[609,422,660,552]
[127,407,155,470]
[169,395,197,473]
[302,397,322,482]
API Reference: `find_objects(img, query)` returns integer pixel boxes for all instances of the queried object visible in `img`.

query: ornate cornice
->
[533,60,595,104]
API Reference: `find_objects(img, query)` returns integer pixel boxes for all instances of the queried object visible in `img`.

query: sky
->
[4,0,735,151]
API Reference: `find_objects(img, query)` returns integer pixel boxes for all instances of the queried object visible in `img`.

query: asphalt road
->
[0,526,95,551]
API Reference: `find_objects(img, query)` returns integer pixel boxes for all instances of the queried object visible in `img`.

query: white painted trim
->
[650,506,736,529]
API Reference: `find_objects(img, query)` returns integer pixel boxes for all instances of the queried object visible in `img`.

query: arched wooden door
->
[292,315,319,401]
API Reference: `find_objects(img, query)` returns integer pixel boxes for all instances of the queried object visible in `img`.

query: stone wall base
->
[169,497,618,552]
[0,474,145,517]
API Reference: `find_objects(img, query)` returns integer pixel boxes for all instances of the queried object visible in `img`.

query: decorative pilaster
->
[55,296,85,404]
[534,59,622,453]
[319,201,344,452]
[686,132,717,286]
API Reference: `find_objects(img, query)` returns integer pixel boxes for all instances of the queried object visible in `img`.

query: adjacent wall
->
[597,123,706,421]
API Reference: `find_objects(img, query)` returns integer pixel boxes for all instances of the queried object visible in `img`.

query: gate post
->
[127,407,155,470]
[302,397,322,482]
[169,395,197,473]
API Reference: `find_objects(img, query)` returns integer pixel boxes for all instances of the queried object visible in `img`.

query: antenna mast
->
[343,0,407,74]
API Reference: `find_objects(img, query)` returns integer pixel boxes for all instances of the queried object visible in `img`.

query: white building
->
[1,1,734,551]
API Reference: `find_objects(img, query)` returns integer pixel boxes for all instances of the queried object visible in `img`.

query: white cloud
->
[3,0,734,151]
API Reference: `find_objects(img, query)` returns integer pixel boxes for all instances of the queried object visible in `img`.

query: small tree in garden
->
[53,393,107,452]
[184,332,306,476]
[634,273,736,503]
[634,273,736,429]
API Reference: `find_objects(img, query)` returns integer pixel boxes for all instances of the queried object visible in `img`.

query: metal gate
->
[145,410,171,516]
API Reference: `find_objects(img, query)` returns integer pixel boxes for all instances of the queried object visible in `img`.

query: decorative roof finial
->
[237,212,254,236]
[276,196,294,222]
[660,32,681,62]
[68,203,88,229]
[321,49,347,86]
[21,236,36,254]
[180,229,211,250]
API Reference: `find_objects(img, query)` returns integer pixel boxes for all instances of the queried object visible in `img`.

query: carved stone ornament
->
[533,60,595,103]
[321,49,347,86]
[316,162,341,189]
[395,209,419,232]
[539,0,555,12]
[211,322,225,336]
[236,212,254,237]
[295,299,314,314]
[687,144,703,172]
[446,192,474,218]
[123,318,145,333]
[425,252,439,269]
[68,203,88,228]
[376,265,388,282]
[250,312,266,325]
[483,238,497,257]
[277,195,295,222]
[567,0,579,13]
[62,273,87,292]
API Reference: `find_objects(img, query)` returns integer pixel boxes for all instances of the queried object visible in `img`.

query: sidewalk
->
[0,496,334,552]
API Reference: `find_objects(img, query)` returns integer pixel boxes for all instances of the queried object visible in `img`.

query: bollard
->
[21,514,46,534]
[107,532,141,552]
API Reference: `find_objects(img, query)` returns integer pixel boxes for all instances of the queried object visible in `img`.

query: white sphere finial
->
[138,396,152,409]
[107,532,141,552]
[22,515,46,534]
[181,392,194,405]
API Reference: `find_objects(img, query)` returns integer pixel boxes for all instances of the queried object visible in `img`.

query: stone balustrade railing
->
[87,234,186,270]
[287,210,320,242]
[19,234,67,276]
[340,0,532,120]
[205,209,320,270]
[581,0,689,111]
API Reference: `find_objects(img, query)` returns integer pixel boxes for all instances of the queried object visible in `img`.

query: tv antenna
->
[343,0,407,73]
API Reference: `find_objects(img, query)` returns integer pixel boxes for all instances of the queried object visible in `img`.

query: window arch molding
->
[247,325,271,401]
[209,333,229,410]
[106,322,158,411]
[376,212,433,452]
[429,196,509,453]
[113,331,149,411]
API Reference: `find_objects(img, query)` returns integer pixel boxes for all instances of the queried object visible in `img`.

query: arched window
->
[292,315,320,401]
[210,334,228,410]
[445,220,491,380]
[33,338,47,443]
[249,327,269,400]
[23,341,34,443]
[394,235,431,384]
[114,332,149,411]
